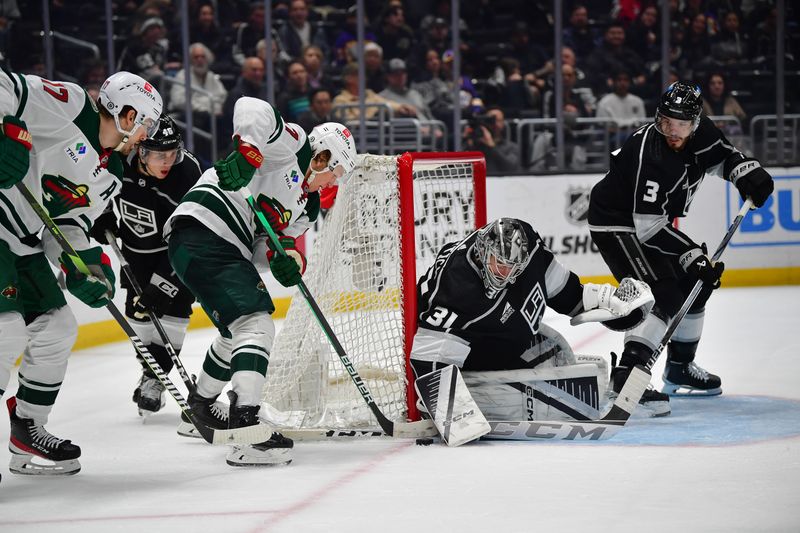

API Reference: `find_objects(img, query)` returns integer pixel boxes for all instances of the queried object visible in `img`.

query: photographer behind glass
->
[462,105,522,175]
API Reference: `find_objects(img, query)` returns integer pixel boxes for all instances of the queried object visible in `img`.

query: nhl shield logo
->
[565,186,591,226]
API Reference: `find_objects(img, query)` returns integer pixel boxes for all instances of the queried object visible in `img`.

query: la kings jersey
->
[164,98,316,258]
[588,115,740,256]
[0,69,124,257]
[114,150,201,288]
[412,221,584,371]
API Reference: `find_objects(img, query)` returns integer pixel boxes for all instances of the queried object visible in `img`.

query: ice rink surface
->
[0,286,798,533]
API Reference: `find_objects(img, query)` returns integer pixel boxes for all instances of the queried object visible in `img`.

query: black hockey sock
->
[619,341,653,368]
[667,340,698,364]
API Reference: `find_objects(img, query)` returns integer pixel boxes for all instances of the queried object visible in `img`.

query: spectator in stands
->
[332,62,414,121]
[546,64,595,118]
[333,6,377,66]
[222,57,267,134]
[190,2,229,66]
[462,106,522,175]
[682,13,713,72]
[117,17,170,83]
[626,5,661,64]
[420,17,450,62]
[301,44,332,90]
[375,5,416,64]
[507,21,549,77]
[359,41,387,93]
[702,72,747,126]
[711,10,749,65]
[379,58,433,120]
[256,37,289,92]
[232,3,266,66]
[412,48,455,122]
[492,57,541,118]
[440,49,479,111]
[563,4,599,61]
[297,87,334,132]
[170,43,228,129]
[596,70,646,146]
[276,60,312,122]
[277,0,329,60]
[752,7,781,60]
[586,22,647,97]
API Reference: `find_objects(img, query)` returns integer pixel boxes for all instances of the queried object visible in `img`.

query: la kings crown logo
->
[120,199,158,238]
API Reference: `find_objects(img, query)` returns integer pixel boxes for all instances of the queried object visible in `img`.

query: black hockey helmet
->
[138,114,184,165]
[655,81,703,137]
[473,218,532,299]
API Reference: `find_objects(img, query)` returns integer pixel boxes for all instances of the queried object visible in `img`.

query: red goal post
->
[261,151,486,431]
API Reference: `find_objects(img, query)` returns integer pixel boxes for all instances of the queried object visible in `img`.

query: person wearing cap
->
[333,6,377,66]
[117,17,170,84]
[332,62,414,121]
[0,70,163,476]
[379,58,434,121]
[376,5,416,65]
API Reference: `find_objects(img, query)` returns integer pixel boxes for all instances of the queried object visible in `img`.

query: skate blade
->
[9,454,81,476]
[177,421,202,438]
[225,446,293,467]
[661,383,722,397]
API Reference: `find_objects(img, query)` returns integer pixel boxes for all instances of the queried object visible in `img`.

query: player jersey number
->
[642,180,659,203]
[425,306,458,329]
[42,79,69,103]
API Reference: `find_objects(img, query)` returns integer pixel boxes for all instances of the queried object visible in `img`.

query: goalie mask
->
[306,122,357,189]
[99,71,163,142]
[654,81,703,140]
[473,218,532,299]
[138,115,184,171]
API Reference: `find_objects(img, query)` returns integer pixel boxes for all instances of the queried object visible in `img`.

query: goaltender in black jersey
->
[409,218,654,445]
[90,115,202,417]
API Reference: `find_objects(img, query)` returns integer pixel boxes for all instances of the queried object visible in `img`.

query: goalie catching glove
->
[59,247,116,308]
[570,277,654,330]
[267,235,306,287]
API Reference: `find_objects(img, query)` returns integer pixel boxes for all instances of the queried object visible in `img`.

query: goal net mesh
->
[261,153,482,430]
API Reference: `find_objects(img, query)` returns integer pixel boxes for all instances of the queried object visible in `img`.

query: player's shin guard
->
[195,335,233,399]
[662,310,721,396]
[0,311,28,395]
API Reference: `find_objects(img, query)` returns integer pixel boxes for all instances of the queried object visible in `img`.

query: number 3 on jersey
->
[425,306,458,329]
[642,180,659,203]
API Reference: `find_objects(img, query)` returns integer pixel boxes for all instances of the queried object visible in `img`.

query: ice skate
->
[133,370,166,417]
[225,392,293,467]
[662,361,722,396]
[610,364,671,417]
[177,391,229,438]
[7,397,81,476]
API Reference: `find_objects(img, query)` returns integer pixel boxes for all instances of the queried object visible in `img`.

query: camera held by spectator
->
[462,106,522,175]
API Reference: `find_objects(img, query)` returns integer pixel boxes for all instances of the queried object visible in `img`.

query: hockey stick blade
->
[484,365,650,442]
[281,419,437,441]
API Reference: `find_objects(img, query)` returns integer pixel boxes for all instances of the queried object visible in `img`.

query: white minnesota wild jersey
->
[165,97,314,259]
[0,68,124,256]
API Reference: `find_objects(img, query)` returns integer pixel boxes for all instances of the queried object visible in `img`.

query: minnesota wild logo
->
[2,285,18,300]
[255,194,291,231]
[41,174,90,217]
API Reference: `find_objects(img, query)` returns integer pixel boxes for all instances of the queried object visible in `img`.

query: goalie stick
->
[16,182,275,446]
[485,198,754,441]
[105,231,196,394]
[242,185,432,438]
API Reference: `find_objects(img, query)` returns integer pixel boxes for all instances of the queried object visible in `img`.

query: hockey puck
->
[415,438,434,446]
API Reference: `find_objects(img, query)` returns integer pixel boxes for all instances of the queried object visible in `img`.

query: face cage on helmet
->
[474,230,531,297]
[654,110,699,139]
[139,144,184,167]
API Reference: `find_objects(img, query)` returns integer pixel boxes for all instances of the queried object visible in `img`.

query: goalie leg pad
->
[414,365,490,447]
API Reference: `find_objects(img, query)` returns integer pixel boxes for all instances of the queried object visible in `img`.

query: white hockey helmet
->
[99,71,163,140]
[307,122,357,185]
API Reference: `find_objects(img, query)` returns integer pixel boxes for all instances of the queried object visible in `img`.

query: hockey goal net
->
[261,152,486,431]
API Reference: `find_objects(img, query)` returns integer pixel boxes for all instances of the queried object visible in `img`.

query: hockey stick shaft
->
[104,231,195,393]
[645,198,753,370]
[242,186,399,436]
[15,182,272,446]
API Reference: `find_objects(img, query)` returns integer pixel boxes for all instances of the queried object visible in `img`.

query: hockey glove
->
[88,207,119,245]
[571,278,654,330]
[729,158,774,208]
[679,246,725,288]
[214,137,262,191]
[60,247,116,308]
[267,236,306,287]
[0,115,32,189]
[132,274,179,319]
